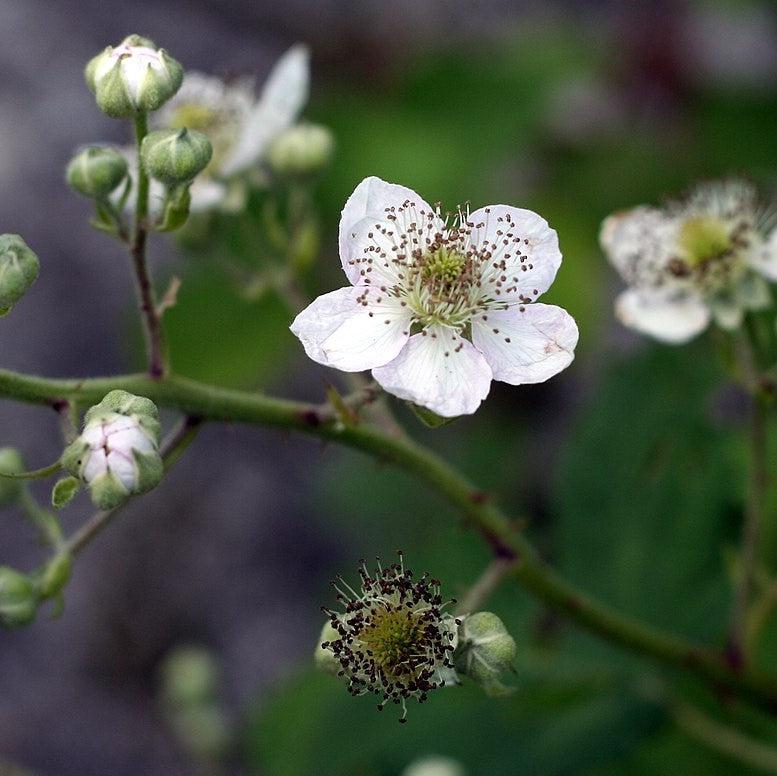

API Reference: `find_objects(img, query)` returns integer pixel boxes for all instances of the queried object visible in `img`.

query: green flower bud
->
[314,621,340,676]
[66,146,128,199]
[161,646,220,708]
[0,566,38,628]
[0,234,39,316]
[141,128,212,186]
[0,447,25,507]
[267,123,334,177]
[61,390,163,510]
[85,35,183,118]
[454,611,516,697]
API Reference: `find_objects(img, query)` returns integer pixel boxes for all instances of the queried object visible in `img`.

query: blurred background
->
[1,0,777,773]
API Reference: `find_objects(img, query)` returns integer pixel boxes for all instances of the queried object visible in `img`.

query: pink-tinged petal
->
[467,205,561,303]
[472,303,578,385]
[339,176,441,285]
[616,289,710,344]
[290,286,412,372]
[372,326,492,417]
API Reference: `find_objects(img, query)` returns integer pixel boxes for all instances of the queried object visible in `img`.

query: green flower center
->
[422,247,467,286]
[358,607,423,677]
[169,103,218,132]
[678,216,732,266]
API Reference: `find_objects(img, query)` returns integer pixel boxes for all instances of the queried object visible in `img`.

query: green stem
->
[131,113,166,378]
[0,460,61,480]
[2,367,777,709]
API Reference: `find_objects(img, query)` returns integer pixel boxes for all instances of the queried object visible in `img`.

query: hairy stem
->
[131,113,166,378]
[2,367,777,709]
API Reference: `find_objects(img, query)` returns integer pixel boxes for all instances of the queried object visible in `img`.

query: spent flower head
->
[291,177,578,417]
[320,553,460,723]
[85,35,183,118]
[62,390,163,510]
[601,179,777,343]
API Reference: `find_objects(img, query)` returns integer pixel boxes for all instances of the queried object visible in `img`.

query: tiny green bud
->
[62,390,163,510]
[85,35,183,118]
[0,234,39,316]
[66,146,128,199]
[267,123,334,177]
[314,621,341,676]
[0,566,38,628]
[141,128,212,186]
[0,447,25,507]
[454,611,517,697]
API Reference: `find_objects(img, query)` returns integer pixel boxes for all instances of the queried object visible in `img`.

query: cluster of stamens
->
[321,552,459,723]
[348,199,541,334]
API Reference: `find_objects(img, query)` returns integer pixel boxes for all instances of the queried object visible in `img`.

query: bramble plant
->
[4,31,777,769]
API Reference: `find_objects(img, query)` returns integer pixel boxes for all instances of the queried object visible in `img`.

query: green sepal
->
[157,185,192,232]
[313,621,341,676]
[407,402,457,428]
[51,476,81,509]
[134,448,164,494]
[454,611,517,697]
[88,470,130,510]
[36,552,72,599]
[60,438,89,479]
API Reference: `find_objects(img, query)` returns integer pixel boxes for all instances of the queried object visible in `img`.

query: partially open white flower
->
[601,180,777,344]
[291,177,578,417]
[153,44,309,211]
[62,390,163,510]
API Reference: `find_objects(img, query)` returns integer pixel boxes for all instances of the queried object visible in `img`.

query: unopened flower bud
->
[85,35,183,118]
[267,123,334,177]
[454,611,516,697]
[0,566,38,628]
[141,128,212,186]
[0,447,24,507]
[161,646,220,708]
[0,234,39,316]
[61,390,163,510]
[401,756,467,776]
[66,146,128,199]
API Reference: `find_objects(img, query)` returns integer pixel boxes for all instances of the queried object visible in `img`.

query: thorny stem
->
[62,415,202,558]
[131,113,166,379]
[3,368,777,710]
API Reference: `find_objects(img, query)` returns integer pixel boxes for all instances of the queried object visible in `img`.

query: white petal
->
[600,207,676,284]
[709,298,743,330]
[338,176,441,285]
[109,426,154,456]
[735,272,772,311]
[106,450,137,490]
[615,289,710,344]
[748,228,777,282]
[372,326,492,417]
[472,304,578,384]
[220,44,310,176]
[467,205,562,303]
[188,177,228,212]
[82,448,107,483]
[290,286,411,371]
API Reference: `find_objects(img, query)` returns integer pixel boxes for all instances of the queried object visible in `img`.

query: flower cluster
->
[62,390,163,510]
[601,179,777,343]
[291,177,578,417]
[319,554,460,723]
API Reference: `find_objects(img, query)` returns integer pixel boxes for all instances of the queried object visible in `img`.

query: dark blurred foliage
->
[2,0,777,774]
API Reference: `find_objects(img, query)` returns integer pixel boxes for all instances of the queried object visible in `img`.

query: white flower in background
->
[62,390,163,510]
[153,44,309,210]
[601,180,777,344]
[401,756,467,776]
[291,176,578,417]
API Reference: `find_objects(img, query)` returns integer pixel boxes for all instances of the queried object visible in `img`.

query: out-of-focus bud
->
[141,128,213,186]
[313,621,341,675]
[38,552,72,600]
[267,123,334,177]
[0,566,38,628]
[401,756,467,776]
[66,146,128,199]
[0,447,25,507]
[0,235,39,316]
[85,35,183,118]
[454,611,516,697]
[61,390,163,510]
[161,646,220,708]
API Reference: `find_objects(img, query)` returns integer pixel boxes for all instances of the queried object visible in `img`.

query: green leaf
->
[51,476,80,509]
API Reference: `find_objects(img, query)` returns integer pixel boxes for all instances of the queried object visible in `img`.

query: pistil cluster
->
[321,553,459,722]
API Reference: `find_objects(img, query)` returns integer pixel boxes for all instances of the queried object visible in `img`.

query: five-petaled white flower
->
[601,179,777,344]
[152,44,309,211]
[291,177,578,417]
